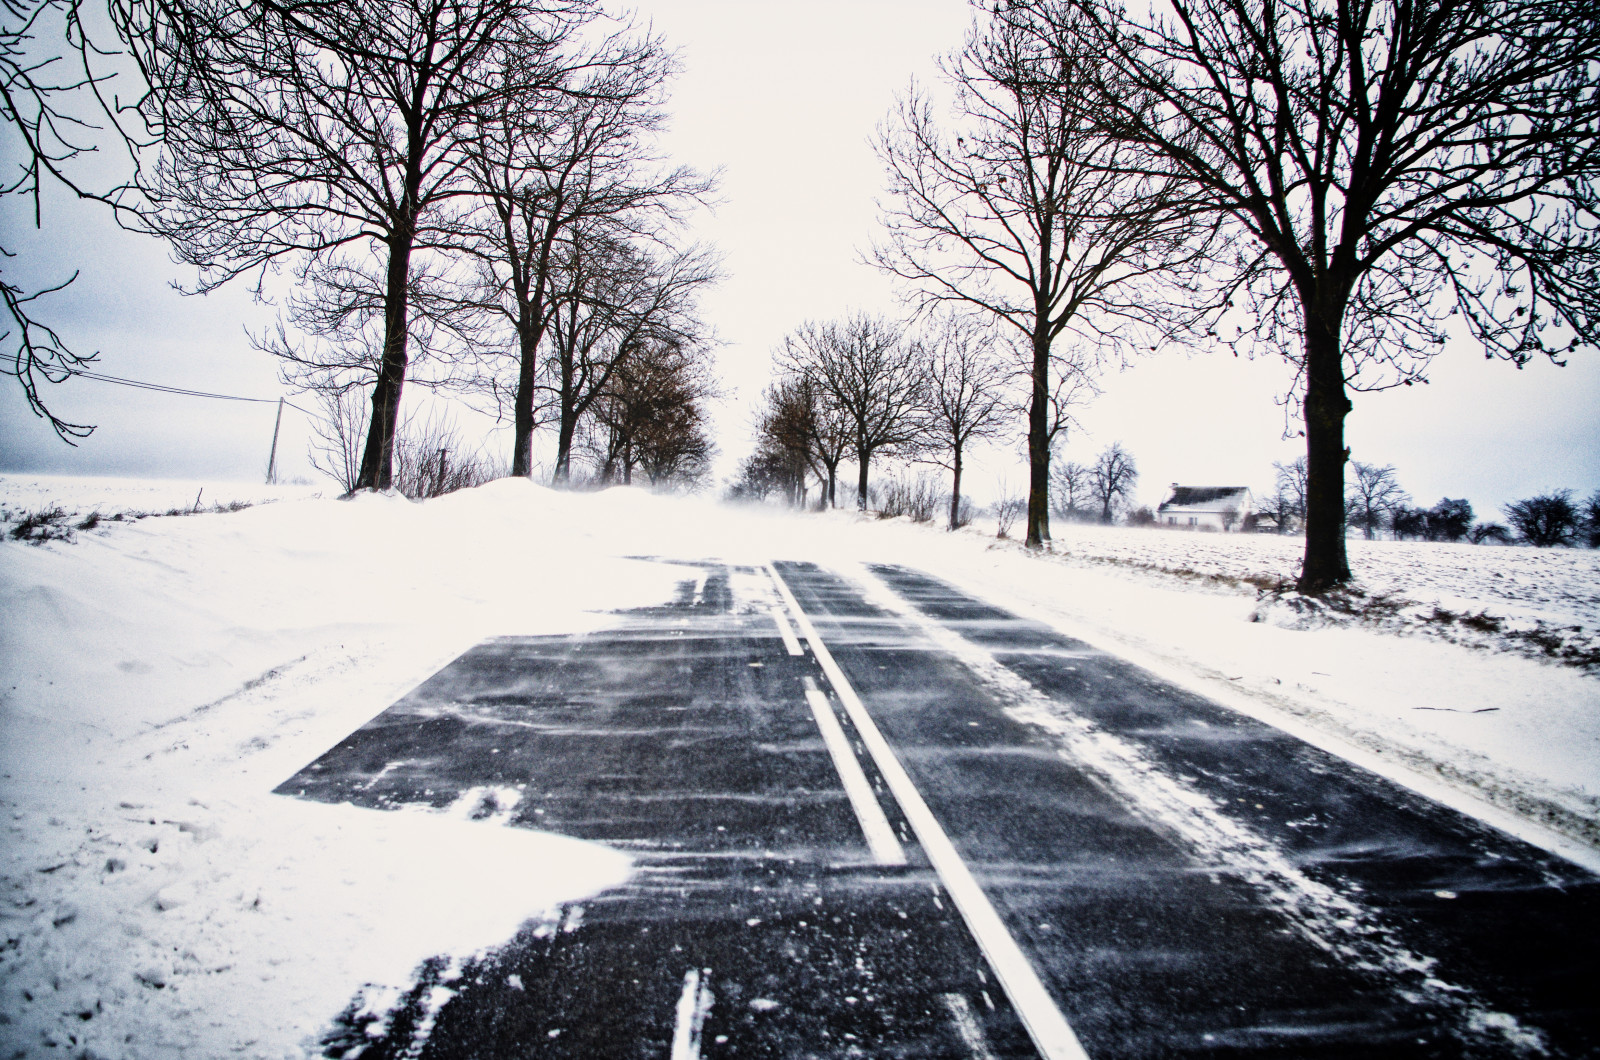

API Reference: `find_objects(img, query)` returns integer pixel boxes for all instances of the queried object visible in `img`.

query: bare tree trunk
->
[511,298,540,478]
[1297,310,1353,593]
[1025,326,1052,548]
[554,404,578,484]
[856,447,870,511]
[824,461,838,508]
[949,448,964,531]
[356,230,413,490]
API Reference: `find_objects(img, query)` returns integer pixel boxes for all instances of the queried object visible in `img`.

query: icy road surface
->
[275,561,1598,1059]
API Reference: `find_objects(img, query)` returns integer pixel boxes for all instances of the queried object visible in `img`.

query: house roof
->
[1158,486,1251,512]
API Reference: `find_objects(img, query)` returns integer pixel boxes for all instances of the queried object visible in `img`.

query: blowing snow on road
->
[1,476,1597,1057]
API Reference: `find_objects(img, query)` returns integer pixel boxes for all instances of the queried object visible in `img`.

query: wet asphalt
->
[274,560,1599,1059]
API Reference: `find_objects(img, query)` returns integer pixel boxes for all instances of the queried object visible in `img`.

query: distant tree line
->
[1258,458,1600,548]
[733,312,1010,531]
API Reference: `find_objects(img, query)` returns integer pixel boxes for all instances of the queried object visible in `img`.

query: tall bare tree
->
[1049,457,1092,521]
[1347,462,1408,541]
[780,313,924,511]
[1089,441,1138,523]
[589,335,715,487]
[874,2,1206,548]
[542,228,716,482]
[1040,0,1600,590]
[745,378,818,507]
[452,26,713,476]
[138,0,590,489]
[916,313,1011,530]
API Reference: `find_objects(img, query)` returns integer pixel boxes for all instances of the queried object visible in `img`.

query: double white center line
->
[766,563,1090,1060]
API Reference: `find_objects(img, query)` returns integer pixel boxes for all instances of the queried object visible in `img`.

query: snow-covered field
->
[1028,519,1600,671]
[2,474,1596,1056]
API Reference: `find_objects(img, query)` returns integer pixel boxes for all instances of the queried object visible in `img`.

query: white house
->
[1157,485,1253,531]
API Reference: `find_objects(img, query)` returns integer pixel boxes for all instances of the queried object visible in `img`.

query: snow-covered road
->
[271,560,1596,1058]
[3,476,1597,1056]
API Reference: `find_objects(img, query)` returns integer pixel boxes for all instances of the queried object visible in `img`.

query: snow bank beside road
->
[2,474,1596,1055]
[1,477,668,1056]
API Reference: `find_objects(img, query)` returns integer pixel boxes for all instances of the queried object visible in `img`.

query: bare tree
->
[541,229,717,483]
[3,0,154,439]
[750,376,816,508]
[739,383,814,507]
[916,313,1011,530]
[1043,0,1600,591]
[1256,485,1299,535]
[307,387,369,493]
[873,1,1207,548]
[1273,457,1310,528]
[139,0,591,490]
[451,26,714,477]
[779,313,924,511]
[1504,492,1579,548]
[1089,441,1137,523]
[1346,462,1408,541]
[589,335,715,488]
[758,372,852,510]
[1049,457,1092,521]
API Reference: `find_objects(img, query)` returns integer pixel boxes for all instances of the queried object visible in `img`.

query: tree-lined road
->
[277,561,1599,1058]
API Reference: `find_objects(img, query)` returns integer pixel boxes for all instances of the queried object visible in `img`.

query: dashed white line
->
[770,606,804,656]
[943,993,1000,1060]
[670,967,714,1060]
[803,676,906,866]
[766,564,1090,1060]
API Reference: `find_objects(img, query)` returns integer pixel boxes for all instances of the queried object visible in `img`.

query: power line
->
[73,370,314,415]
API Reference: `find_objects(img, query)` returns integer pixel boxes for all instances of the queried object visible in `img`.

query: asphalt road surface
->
[275,560,1599,1059]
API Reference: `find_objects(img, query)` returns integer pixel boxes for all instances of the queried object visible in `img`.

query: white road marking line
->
[943,993,999,1060]
[803,676,906,866]
[770,606,804,656]
[670,967,714,1060]
[766,564,1090,1060]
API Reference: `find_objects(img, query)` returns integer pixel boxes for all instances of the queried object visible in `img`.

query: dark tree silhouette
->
[749,377,818,508]
[1273,457,1310,526]
[1582,491,1600,549]
[1504,492,1579,547]
[1037,0,1600,591]
[589,336,715,488]
[1089,441,1137,523]
[873,1,1205,549]
[1390,505,1430,542]
[916,314,1011,530]
[1049,458,1092,522]
[779,314,924,512]
[1428,498,1473,543]
[139,0,590,489]
[451,26,713,477]
[540,229,716,483]
[1346,462,1408,541]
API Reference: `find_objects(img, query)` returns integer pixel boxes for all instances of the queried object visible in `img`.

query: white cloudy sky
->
[2,0,1595,515]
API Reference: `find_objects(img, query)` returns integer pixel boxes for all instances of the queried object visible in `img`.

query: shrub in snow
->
[8,506,75,544]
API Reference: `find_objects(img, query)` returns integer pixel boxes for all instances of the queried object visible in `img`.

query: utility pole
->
[265,397,285,485]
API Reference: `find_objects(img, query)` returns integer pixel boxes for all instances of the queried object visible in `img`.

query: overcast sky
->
[2,0,1595,515]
